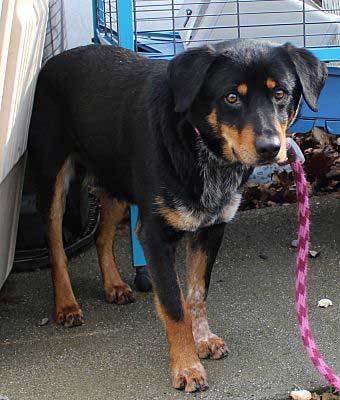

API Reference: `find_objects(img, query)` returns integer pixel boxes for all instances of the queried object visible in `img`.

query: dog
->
[28,39,326,392]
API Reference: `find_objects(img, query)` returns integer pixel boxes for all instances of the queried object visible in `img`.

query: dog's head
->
[167,40,327,165]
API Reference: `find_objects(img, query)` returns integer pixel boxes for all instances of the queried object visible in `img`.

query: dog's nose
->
[255,135,281,159]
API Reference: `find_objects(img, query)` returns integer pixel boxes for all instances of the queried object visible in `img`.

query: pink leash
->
[194,127,339,389]
[289,140,340,391]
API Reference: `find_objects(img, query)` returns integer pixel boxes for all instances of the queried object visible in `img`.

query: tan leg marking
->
[155,294,208,392]
[186,240,229,360]
[49,160,84,327]
[95,193,134,304]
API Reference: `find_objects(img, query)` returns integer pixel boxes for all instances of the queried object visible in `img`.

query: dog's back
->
[29,44,167,203]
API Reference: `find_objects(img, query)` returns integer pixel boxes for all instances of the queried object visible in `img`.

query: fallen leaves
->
[293,130,339,194]
[312,391,340,399]
[241,130,340,210]
[320,394,340,400]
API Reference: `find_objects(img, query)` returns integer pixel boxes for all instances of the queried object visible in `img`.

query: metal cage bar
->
[117,0,135,49]
[94,0,340,61]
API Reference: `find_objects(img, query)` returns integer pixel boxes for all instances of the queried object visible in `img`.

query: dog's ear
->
[167,46,216,113]
[283,43,327,112]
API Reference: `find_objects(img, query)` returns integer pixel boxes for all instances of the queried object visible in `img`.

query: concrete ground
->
[0,194,339,400]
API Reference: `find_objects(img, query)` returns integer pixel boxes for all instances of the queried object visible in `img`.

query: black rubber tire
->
[13,160,99,272]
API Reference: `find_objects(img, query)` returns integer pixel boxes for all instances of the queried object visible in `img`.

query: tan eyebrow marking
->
[266,78,277,89]
[237,83,248,96]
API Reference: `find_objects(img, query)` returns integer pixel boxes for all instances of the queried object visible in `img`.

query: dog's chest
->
[173,192,242,232]
[158,159,246,232]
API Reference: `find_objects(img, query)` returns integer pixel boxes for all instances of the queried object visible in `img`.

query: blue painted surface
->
[289,67,340,135]
[130,205,147,267]
[310,47,340,62]
[93,0,106,44]
[92,0,97,43]
[98,0,104,27]
[117,0,134,50]
[116,0,147,268]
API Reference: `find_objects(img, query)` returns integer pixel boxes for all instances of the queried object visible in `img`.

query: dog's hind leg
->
[186,224,229,360]
[28,70,83,327]
[95,192,134,304]
[47,159,84,327]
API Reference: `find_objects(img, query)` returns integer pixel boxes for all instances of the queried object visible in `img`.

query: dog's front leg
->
[143,219,208,393]
[186,224,229,360]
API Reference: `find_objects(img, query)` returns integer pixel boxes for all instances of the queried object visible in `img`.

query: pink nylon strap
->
[292,158,340,391]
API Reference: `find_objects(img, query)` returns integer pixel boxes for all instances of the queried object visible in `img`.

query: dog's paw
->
[55,305,84,328]
[171,362,208,393]
[196,335,229,360]
[105,283,135,305]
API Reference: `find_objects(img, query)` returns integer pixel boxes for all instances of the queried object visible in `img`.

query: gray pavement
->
[0,194,339,400]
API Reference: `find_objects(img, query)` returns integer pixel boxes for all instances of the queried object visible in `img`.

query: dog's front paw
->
[196,335,229,360]
[105,283,135,305]
[55,305,84,328]
[171,362,208,392]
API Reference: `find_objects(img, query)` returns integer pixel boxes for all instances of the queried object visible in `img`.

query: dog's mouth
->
[255,134,288,166]
[257,153,281,166]
[201,122,287,167]
[230,150,259,166]
[256,149,287,166]
[256,158,275,166]
[231,148,283,167]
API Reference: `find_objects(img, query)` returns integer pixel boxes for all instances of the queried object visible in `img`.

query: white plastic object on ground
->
[290,389,312,400]
[317,298,333,308]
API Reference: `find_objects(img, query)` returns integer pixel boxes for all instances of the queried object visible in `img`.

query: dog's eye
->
[225,93,239,105]
[274,89,285,100]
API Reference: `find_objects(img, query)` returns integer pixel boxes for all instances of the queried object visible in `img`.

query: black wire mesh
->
[42,0,66,63]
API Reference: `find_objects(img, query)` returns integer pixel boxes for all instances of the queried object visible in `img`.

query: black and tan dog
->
[28,40,326,392]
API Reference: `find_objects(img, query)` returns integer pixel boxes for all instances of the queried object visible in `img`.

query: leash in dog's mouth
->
[287,138,340,391]
[193,127,303,167]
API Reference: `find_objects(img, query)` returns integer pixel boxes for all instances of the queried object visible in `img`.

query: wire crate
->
[93,0,340,61]
[93,0,340,134]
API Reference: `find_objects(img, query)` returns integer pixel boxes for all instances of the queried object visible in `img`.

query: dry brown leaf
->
[241,131,339,211]
[321,393,340,400]
[312,127,331,146]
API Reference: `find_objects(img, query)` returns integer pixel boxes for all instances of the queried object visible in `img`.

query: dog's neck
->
[161,120,249,213]
[195,136,247,211]
[151,94,250,209]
